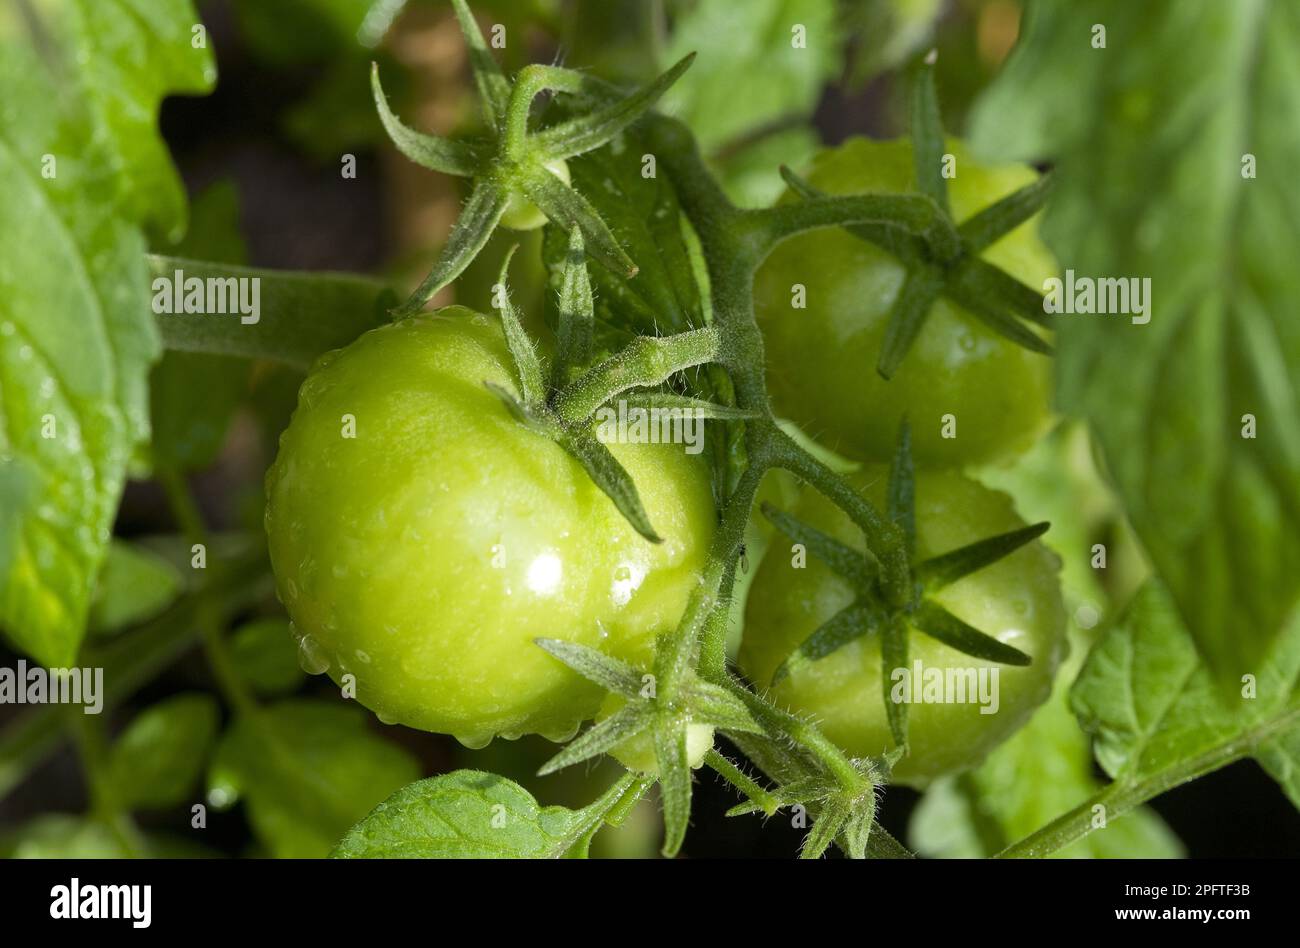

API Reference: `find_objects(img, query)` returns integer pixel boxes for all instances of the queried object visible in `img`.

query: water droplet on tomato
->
[297,634,331,675]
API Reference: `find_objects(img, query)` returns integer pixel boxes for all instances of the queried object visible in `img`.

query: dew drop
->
[1074,603,1101,630]
[376,710,398,725]
[297,634,331,675]
[454,731,494,750]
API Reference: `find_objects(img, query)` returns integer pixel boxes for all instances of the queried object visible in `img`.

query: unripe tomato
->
[265,309,715,746]
[754,137,1056,467]
[738,468,1066,786]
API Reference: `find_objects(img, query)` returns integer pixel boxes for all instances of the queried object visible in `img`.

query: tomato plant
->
[3,0,1298,877]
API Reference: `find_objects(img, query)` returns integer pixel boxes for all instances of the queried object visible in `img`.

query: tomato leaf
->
[109,693,220,810]
[57,0,216,242]
[541,127,705,340]
[228,618,306,697]
[911,642,1183,859]
[659,0,839,152]
[87,541,184,637]
[332,770,629,859]
[1070,583,1300,806]
[208,700,420,858]
[969,0,1300,682]
[0,0,208,665]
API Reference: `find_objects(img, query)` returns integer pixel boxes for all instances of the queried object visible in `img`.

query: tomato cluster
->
[742,137,1065,785]
[264,135,1064,788]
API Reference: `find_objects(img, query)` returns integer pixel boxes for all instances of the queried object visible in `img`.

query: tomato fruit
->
[265,308,715,746]
[753,137,1056,467]
[738,468,1066,786]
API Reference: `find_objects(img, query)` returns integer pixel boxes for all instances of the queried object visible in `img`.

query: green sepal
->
[914,521,1050,590]
[772,602,881,685]
[537,702,653,776]
[556,428,662,543]
[533,637,644,697]
[911,600,1032,666]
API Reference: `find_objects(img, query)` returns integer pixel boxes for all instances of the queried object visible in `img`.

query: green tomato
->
[754,137,1056,467]
[265,308,715,746]
[500,159,571,231]
[738,468,1066,787]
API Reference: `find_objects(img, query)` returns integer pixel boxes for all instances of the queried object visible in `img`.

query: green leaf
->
[908,57,949,216]
[1071,582,1300,795]
[333,770,622,858]
[881,614,909,747]
[229,618,305,697]
[800,804,847,859]
[969,0,1300,682]
[542,126,705,340]
[660,0,839,152]
[1,816,131,859]
[151,181,252,472]
[233,0,405,66]
[208,700,419,858]
[683,679,769,736]
[887,420,916,556]
[109,692,220,810]
[88,540,184,636]
[523,165,637,280]
[0,21,178,665]
[51,0,216,241]
[843,0,944,87]
[911,636,1183,859]
[877,267,944,379]
[150,255,393,369]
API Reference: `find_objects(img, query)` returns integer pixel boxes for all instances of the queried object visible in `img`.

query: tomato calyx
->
[371,0,696,317]
[480,237,734,544]
[761,422,1049,752]
[774,57,1056,381]
[531,638,765,773]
